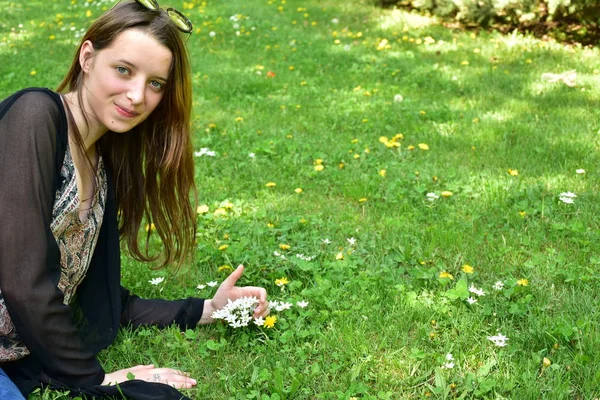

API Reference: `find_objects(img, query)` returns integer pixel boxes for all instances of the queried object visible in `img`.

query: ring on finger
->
[153,373,161,382]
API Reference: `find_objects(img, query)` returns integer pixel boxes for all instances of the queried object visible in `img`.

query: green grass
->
[2,0,600,398]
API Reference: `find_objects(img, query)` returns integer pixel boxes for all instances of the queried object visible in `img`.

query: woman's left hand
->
[199,265,269,324]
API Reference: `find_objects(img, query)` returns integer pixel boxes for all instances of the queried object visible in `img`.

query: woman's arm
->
[0,90,104,387]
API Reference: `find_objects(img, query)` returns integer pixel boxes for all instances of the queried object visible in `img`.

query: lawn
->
[1,0,600,398]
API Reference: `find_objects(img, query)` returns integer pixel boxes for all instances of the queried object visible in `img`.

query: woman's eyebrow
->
[116,59,168,82]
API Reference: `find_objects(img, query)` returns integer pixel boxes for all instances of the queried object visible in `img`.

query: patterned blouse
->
[0,145,107,362]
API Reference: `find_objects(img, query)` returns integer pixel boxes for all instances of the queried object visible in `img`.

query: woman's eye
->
[116,66,129,75]
[150,81,164,90]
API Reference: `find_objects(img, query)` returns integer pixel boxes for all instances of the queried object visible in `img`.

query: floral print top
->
[0,145,107,362]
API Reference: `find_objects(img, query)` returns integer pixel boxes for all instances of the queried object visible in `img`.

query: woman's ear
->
[79,40,95,73]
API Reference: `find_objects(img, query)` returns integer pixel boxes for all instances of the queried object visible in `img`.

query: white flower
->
[253,317,265,326]
[426,192,439,201]
[559,191,577,198]
[207,281,218,287]
[297,300,309,308]
[343,45,351,51]
[443,361,454,369]
[268,300,280,309]
[195,148,216,157]
[232,23,240,29]
[393,94,404,103]
[576,169,585,174]
[492,281,504,291]
[559,196,575,204]
[468,285,486,297]
[466,297,477,305]
[248,152,256,158]
[347,237,356,246]
[275,302,292,312]
[149,277,165,285]
[229,15,239,21]
[446,353,454,361]
[211,296,261,328]
[196,284,206,290]
[209,31,216,37]
[296,253,316,261]
[331,18,339,24]
[488,333,509,347]
[322,238,331,245]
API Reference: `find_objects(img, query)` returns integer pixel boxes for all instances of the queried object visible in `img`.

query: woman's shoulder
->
[1,87,68,143]
[1,87,64,117]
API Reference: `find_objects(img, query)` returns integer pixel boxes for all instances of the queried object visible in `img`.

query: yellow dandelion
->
[218,244,229,251]
[264,315,277,328]
[508,169,519,176]
[379,136,389,143]
[314,158,323,165]
[407,145,415,151]
[461,61,469,66]
[418,143,429,150]
[358,198,367,203]
[378,169,386,177]
[275,277,290,286]
[48,34,56,40]
[279,243,291,250]
[335,252,344,260]
[196,205,209,214]
[30,70,37,76]
[235,117,244,122]
[300,81,307,86]
[542,357,551,368]
[289,65,295,71]
[213,208,227,216]
[294,188,303,194]
[208,123,217,129]
[314,164,324,172]
[441,191,453,197]
[266,182,276,187]
[419,111,426,115]
[267,223,274,228]
[519,211,526,217]
[462,264,474,274]
[385,141,400,148]
[353,154,360,159]
[393,133,404,140]
[338,162,345,169]
[517,278,529,286]
[439,271,454,280]
[221,200,234,209]
[351,138,359,144]
[218,265,233,272]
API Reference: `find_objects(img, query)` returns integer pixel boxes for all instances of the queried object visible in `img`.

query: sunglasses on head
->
[112,0,193,34]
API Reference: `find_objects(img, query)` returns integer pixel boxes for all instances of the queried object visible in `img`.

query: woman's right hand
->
[102,364,197,389]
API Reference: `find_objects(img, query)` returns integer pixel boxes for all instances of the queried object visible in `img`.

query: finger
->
[220,264,244,289]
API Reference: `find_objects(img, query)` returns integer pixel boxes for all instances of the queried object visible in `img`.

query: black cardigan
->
[0,88,203,399]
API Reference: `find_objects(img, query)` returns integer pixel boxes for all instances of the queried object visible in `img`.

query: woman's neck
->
[63,91,107,155]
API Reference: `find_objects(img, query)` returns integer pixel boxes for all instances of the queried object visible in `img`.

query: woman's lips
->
[115,103,140,118]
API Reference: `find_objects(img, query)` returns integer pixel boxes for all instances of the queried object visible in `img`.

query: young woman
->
[0,1,268,398]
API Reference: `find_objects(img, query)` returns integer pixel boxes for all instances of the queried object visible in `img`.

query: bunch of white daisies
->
[211,297,308,328]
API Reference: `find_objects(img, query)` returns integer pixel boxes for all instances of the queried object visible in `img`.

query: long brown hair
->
[57,0,196,269]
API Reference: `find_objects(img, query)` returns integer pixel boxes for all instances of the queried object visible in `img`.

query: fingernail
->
[192,379,197,384]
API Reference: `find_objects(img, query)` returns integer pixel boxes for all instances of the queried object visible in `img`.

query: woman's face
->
[80,28,173,133]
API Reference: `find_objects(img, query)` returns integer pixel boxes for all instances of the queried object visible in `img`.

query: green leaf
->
[126,372,136,380]
[445,275,469,300]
